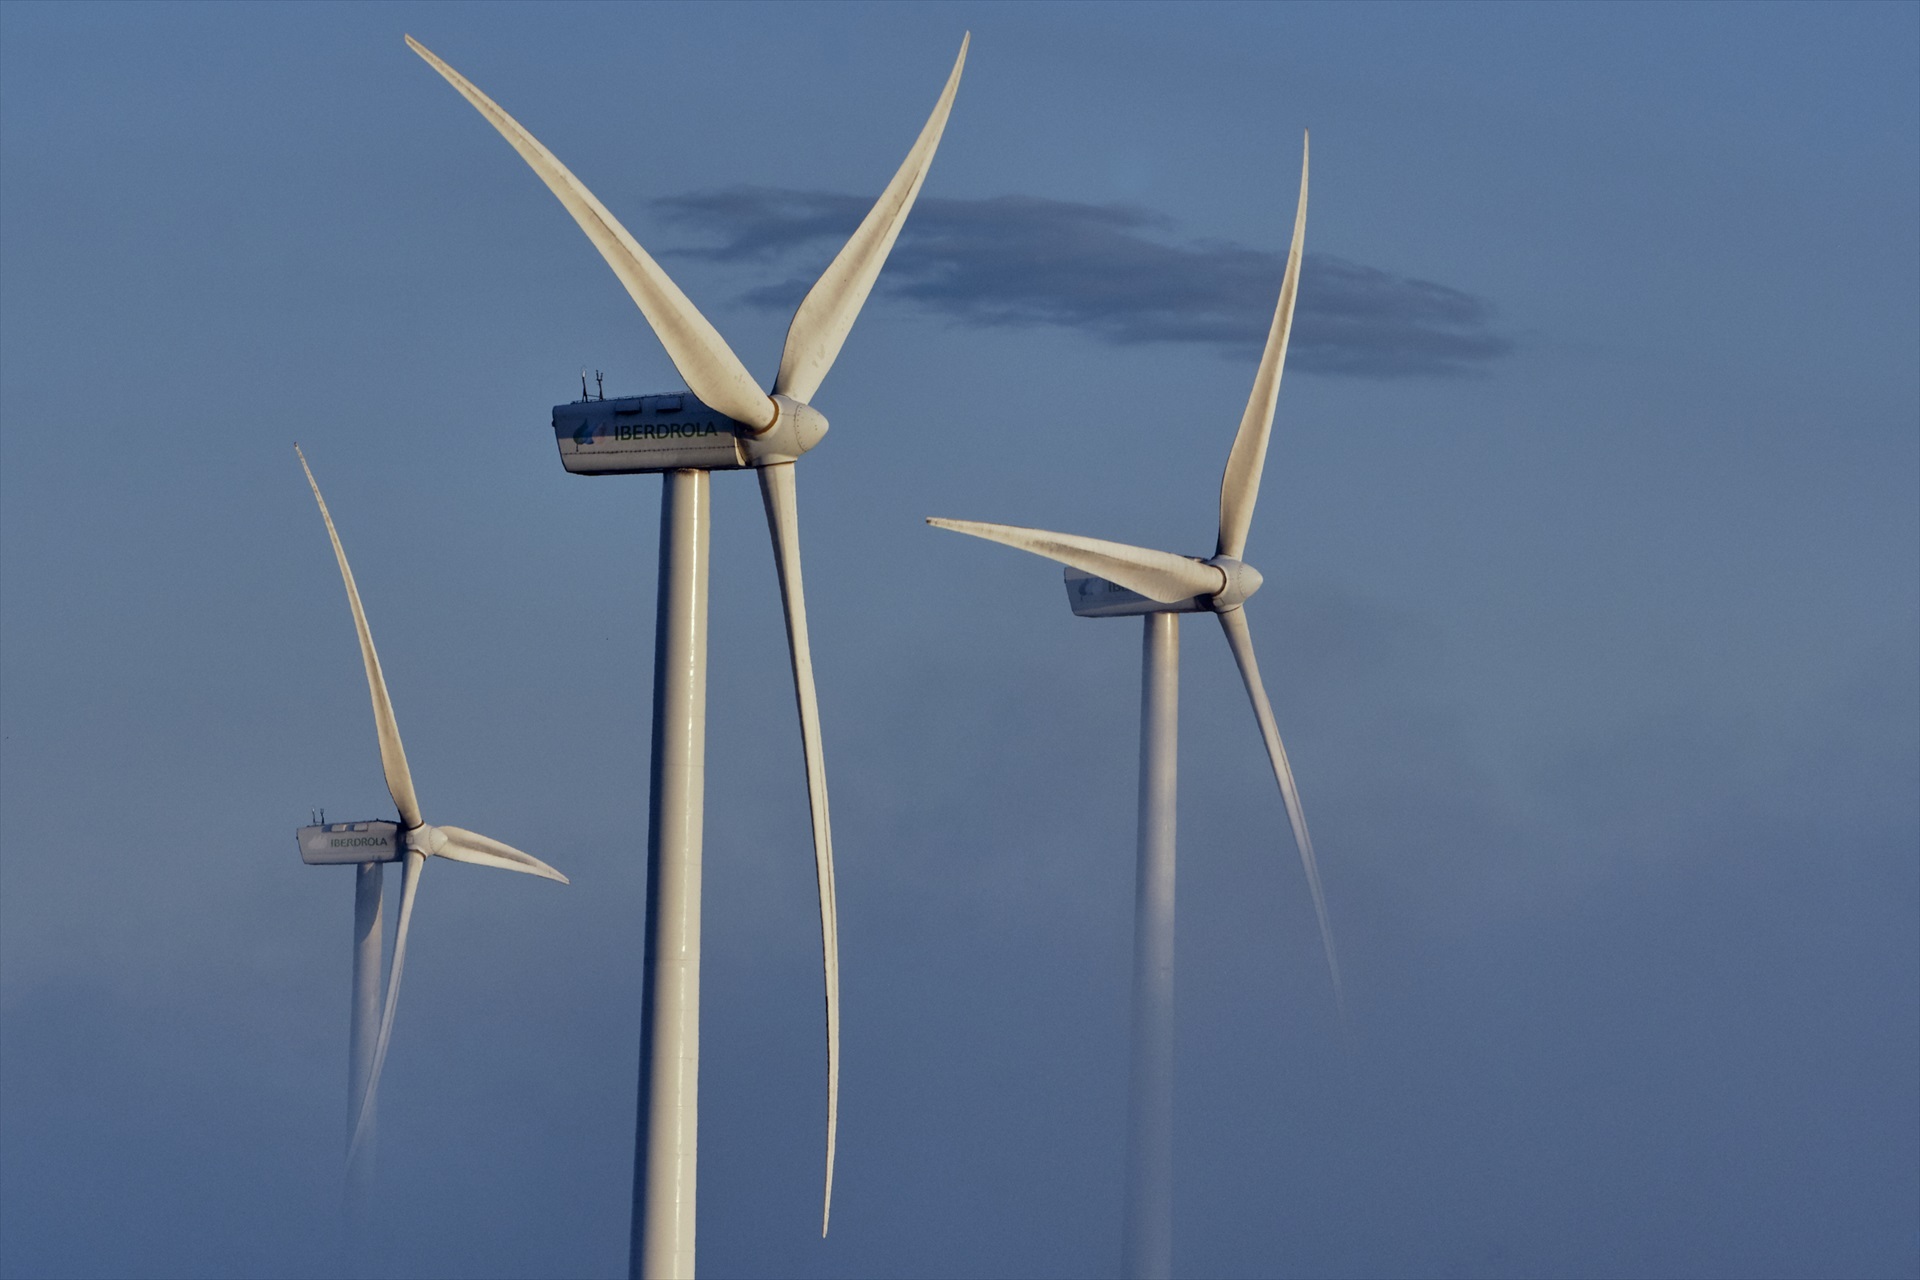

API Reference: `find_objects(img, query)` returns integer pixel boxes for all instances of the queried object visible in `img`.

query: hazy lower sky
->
[2,4,1915,1278]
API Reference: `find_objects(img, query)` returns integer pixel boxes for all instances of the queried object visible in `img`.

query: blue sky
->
[2,4,1915,1278]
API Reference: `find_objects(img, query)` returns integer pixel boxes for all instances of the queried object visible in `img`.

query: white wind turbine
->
[403,34,966,1277]
[292,446,568,1215]
[928,138,1336,1280]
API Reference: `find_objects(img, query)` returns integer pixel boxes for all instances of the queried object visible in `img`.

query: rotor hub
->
[402,823,443,857]
[1206,556,1264,610]
[745,394,830,466]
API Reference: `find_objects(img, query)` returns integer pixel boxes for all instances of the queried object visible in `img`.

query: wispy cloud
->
[655,188,1513,378]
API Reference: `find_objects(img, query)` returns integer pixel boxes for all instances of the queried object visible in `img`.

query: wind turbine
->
[292,446,569,1220]
[403,33,966,1277]
[927,137,1336,1280]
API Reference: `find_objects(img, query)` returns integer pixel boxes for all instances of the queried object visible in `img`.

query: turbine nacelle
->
[300,819,403,865]
[552,392,830,475]
[554,394,743,473]
[1061,555,1262,618]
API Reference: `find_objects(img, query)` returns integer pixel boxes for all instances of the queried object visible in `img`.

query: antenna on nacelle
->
[581,368,590,401]
[595,370,605,400]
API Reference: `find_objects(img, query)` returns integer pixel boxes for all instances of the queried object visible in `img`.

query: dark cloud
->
[655,188,1514,378]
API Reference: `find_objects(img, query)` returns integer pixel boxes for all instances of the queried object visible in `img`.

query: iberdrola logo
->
[573,419,596,448]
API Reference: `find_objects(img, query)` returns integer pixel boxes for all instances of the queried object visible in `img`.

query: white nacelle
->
[298,820,403,865]
[552,392,829,475]
[554,394,748,474]
[1064,569,1209,619]
[1062,557,1259,619]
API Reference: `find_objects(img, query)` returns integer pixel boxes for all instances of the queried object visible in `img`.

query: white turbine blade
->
[1215,606,1343,1011]
[926,518,1224,604]
[773,34,969,406]
[348,847,425,1162]
[297,447,423,830]
[1216,134,1308,562]
[757,463,841,1236]
[405,36,775,431]
[433,825,570,884]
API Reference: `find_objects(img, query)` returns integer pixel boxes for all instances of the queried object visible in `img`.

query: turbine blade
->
[405,36,775,431]
[1215,606,1343,1011]
[1216,134,1308,561]
[773,34,968,405]
[757,463,840,1236]
[926,518,1224,604]
[432,826,570,883]
[297,447,423,830]
[348,847,425,1162]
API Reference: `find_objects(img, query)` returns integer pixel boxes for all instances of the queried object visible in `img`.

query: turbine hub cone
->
[402,823,444,857]
[746,395,830,466]
[1207,556,1263,610]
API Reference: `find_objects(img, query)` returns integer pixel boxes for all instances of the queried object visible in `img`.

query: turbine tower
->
[404,34,967,1278]
[927,138,1337,1280]
[292,446,569,1229]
